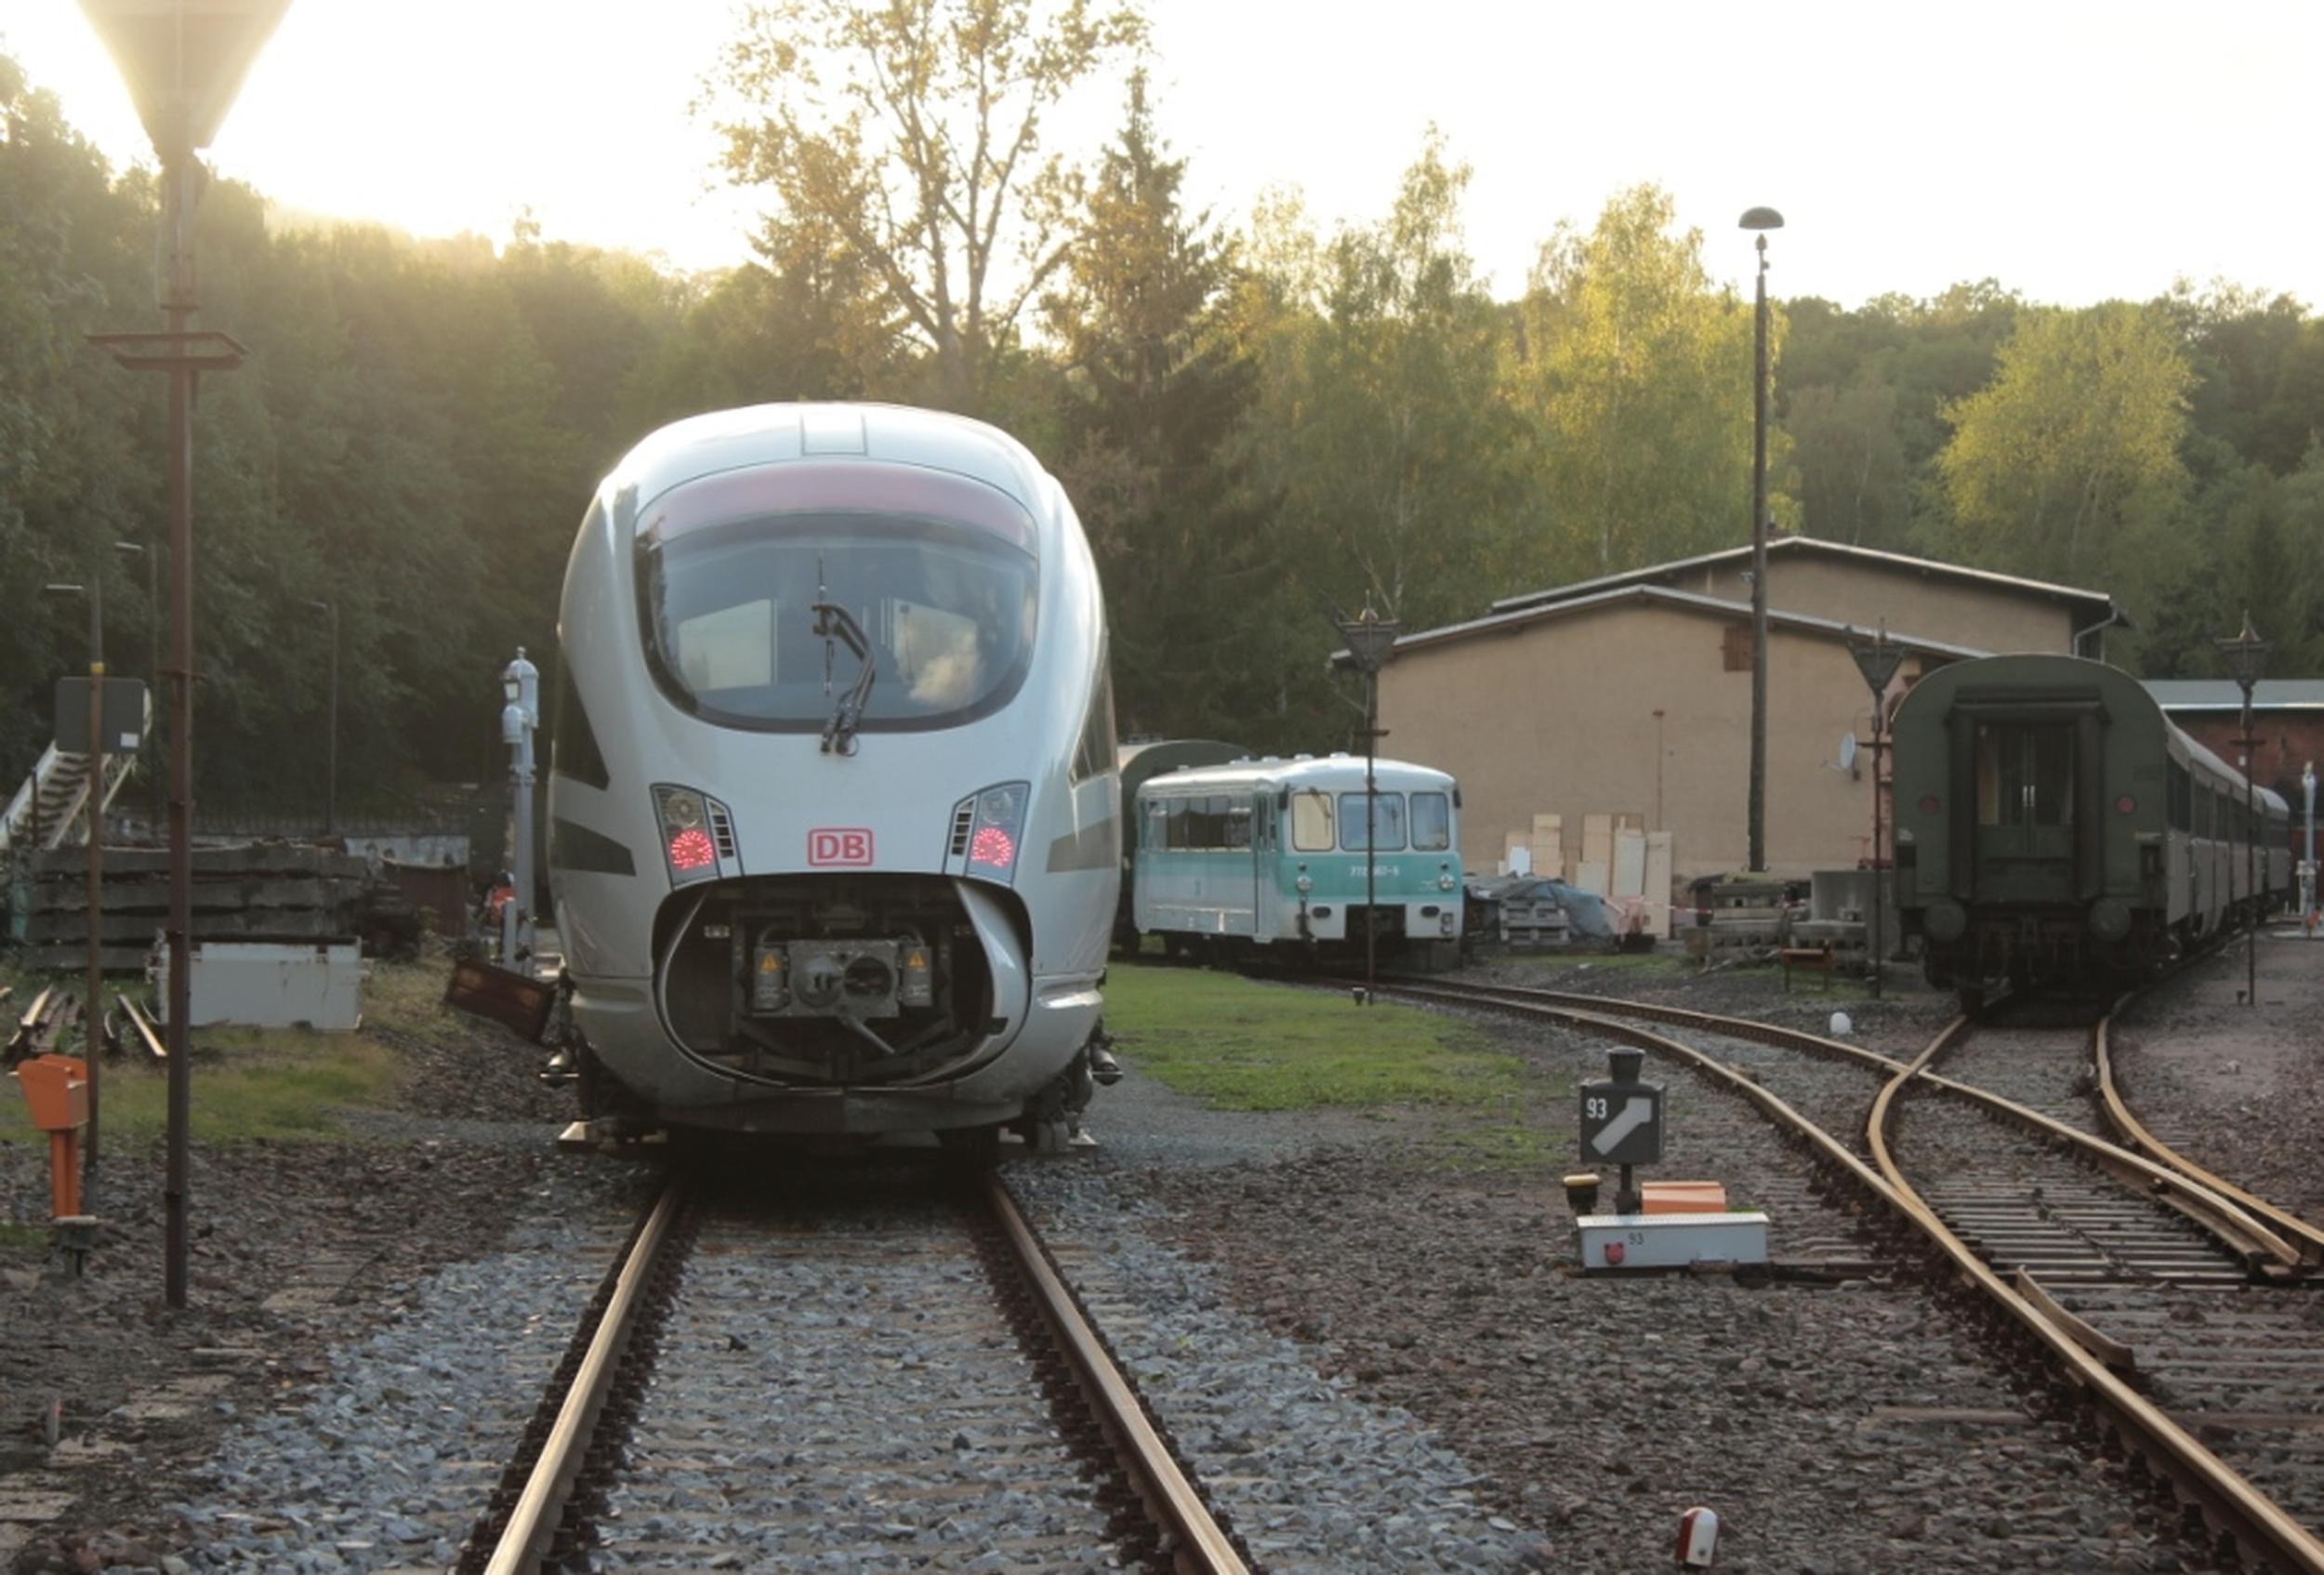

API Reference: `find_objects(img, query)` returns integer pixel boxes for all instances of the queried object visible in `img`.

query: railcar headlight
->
[1437,863,1456,892]
[966,781,1029,884]
[654,785,723,885]
[1295,864,1313,894]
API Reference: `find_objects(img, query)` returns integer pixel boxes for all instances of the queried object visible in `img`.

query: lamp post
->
[114,541,158,838]
[500,649,540,969]
[2216,615,2268,1005]
[81,0,289,1310]
[2302,761,2316,933]
[1739,205,1784,876]
[1337,602,1399,1004]
[307,600,338,838]
[43,578,106,1173]
[1846,623,1907,999]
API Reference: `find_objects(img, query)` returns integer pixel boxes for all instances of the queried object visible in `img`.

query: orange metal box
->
[1641,1181,1728,1215]
[16,1055,89,1132]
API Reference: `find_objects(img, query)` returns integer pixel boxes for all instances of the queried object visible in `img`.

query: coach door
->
[1973,721,2080,903]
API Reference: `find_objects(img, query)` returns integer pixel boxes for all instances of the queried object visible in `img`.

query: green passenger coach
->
[1889,654,2290,999]
[1130,754,1463,960]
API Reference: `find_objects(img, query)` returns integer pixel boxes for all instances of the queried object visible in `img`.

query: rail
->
[2093,1008,2324,1268]
[1377,976,2324,1573]
[1399,979,2303,1275]
[985,1174,1251,1575]
[1869,1015,2324,1574]
[482,1176,686,1574]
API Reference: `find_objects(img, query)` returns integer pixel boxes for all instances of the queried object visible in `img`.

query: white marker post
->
[1675,1506,1720,1567]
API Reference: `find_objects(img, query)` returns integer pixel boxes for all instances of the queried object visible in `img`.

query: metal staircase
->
[1,740,145,862]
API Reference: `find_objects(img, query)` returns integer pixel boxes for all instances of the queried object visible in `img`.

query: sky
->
[5,0,2321,310]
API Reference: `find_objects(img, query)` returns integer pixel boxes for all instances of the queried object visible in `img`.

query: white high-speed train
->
[546,404,1119,1146]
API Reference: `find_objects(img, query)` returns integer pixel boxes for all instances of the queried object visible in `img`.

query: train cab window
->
[1340,790,1408,852]
[1290,789,1335,852]
[1411,791,1451,852]
[1974,723,2074,827]
[637,462,1039,735]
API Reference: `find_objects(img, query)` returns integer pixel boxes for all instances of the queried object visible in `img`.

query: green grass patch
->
[1103,962,1525,1112]
[0,1036,401,1146]
[0,970,408,1146]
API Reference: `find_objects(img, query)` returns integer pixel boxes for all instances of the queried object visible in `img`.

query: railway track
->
[1381,973,2324,1572]
[457,1162,1253,1574]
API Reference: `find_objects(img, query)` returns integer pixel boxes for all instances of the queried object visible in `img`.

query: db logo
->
[808,828,874,867]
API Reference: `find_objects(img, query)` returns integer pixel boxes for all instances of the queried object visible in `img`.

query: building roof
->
[1334,582,1994,668]
[2145,679,2324,712]
[1487,536,2120,625]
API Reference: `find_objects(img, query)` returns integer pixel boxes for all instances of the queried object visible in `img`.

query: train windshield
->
[640,489,1038,734]
[1339,790,1407,852]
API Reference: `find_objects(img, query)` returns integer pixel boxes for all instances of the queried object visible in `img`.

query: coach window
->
[1165,799,1189,849]
[1225,800,1253,849]
[1340,790,1407,852]
[1290,789,1335,852]
[2168,762,2190,830]
[1411,791,1450,852]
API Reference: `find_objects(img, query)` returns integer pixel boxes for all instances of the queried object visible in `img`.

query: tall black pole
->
[83,574,105,1174]
[144,548,161,838]
[1748,232,1770,875]
[324,601,338,838]
[1869,719,1884,999]
[163,155,195,1310]
[2245,699,2258,1007]
[1364,675,1378,1002]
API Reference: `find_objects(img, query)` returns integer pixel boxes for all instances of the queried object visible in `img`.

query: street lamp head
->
[42,583,86,598]
[2216,612,2270,695]
[112,540,145,558]
[1337,604,1401,675]
[1738,206,1785,232]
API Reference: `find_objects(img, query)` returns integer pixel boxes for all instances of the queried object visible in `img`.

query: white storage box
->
[152,941,363,1031]
[1578,1211,1769,1270]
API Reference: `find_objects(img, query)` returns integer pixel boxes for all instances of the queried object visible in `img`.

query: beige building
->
[1367,538,2119,888]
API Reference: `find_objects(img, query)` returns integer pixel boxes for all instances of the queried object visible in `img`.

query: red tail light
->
[667,827,716,871]
[2115,795,2136,814]
[1918,795,1940,815]
[970,826,1015,868]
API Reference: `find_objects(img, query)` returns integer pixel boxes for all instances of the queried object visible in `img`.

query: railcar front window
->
[640,507,1037,733]
[1411,791,1450,851]
[1340,790,1407,852]
[1290,790,1334,852]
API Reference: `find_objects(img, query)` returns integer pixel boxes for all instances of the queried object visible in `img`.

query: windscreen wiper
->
[812,568,877,755]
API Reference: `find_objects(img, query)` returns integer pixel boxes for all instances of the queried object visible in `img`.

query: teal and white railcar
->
[1131,755,1462,955]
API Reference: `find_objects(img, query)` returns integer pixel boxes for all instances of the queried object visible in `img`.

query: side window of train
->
[2168,763,2190,830]
[1069,648,1117,785]
[1290,789,1334,852]
[1226,800,1253,850]
[551,658,612,790]
[1165,798,1188,850]
[1411,791,1451,852]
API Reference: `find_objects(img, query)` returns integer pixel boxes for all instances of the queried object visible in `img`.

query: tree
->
[1041,73,1271,739]
[711,0,1146,415]
[1786,375,1908,547]
[1936,301,2194,586]
[1514,184,1766,576]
